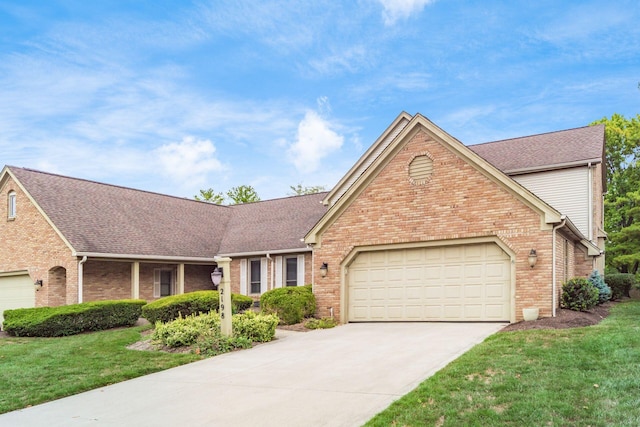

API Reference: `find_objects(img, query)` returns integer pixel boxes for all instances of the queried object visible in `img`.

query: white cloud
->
[155,137,224,185]
[288,111,344,173]
[379,0,436,25]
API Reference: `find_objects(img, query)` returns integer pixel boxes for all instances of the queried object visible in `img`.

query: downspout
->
[78,256,88,303]
[552,217,566,317]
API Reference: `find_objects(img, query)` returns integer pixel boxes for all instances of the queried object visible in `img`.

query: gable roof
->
[468,124,605,175]
[219,192,328,256]
[3,166,327,260]
[306,113,565,245]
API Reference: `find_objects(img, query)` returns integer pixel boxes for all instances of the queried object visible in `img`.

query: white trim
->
[502,158,603,176]
[0,269,30,277]
[297,254,305,286]
[73,251,218,263]
[7,190,16,219]
[239,259,248,295]
[260,258,267,294]
[218,247,312,258]
[153,269,161,298]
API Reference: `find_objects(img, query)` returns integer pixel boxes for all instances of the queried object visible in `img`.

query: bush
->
[152,311,278,354]
[3,300,146,337]
[260,285,316,325]
[305,317,338,329]
[561,278,599,312]
[605,273,636,300]
[588,270,611,304]
[141,291,253,324]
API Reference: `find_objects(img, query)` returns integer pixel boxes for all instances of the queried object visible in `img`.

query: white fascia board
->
[217,247,312,258]
[72,252,218,263]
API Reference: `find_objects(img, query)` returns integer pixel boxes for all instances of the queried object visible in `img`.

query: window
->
[285,257,298,287]
[153,269,174,298]
[7,191,16,219]
[250,260,261,294]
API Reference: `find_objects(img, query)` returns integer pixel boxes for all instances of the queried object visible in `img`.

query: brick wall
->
[83,260,131,301]
[0,175,78,307]
[313,130,557,322]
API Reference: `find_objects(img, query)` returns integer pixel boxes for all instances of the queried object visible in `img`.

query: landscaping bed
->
[501,301,612,332]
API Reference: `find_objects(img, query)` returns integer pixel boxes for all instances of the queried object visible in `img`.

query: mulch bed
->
[501,301,614,332]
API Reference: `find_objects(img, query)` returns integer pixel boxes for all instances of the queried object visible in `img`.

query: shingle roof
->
[468,124,605,173]
[9,167,232,258]
[220,192,328,254]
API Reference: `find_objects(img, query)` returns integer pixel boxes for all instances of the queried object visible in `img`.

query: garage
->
[348,243,511,322]
[0,272,35,329]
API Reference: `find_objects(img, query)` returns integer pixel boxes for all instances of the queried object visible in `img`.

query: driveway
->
[0,322,504,427]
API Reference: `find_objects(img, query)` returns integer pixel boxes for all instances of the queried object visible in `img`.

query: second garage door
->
[348,243,511,322]
[0,273,36,329]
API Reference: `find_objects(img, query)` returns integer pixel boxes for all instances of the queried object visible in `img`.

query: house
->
[0,112,605,326]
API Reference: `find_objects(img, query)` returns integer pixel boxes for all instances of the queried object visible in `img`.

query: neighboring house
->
[0,112,605,326]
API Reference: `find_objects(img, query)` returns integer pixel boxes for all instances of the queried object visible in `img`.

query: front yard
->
[366,300,640,426]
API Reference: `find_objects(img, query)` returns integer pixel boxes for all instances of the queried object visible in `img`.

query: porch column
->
[177,263,185,294]
[131,262,140,299]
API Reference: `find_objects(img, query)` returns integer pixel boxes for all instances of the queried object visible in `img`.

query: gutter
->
[552,216,567,317]
[72,252,218,263]
[218,247,312,258]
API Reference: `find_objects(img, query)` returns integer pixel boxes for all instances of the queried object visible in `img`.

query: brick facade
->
[313,130,561,322]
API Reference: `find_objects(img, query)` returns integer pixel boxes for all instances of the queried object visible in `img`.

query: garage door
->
[348,243,511,322]
[0,273,35,329]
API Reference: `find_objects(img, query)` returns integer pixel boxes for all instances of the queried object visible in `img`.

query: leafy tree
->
[226,185,260,204]
[590,114,640,274]
[194,188,225,204]
[288,184,326,196]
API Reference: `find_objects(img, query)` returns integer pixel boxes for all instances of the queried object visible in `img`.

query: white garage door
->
[0,273,35,329]
[348,243,511,322]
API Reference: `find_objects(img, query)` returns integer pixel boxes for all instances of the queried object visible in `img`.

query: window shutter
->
[153,269,160,298]
[297,254,305,286]
[260,258,268,294]
[240,259,247,295]
[274,256,283,288]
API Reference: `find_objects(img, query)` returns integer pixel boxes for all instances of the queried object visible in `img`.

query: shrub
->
[3,300,146,337]
[152,311,278,351]
[305,317,338,329]
[232,311,279,342]
[260,285,316,325]
[605,273,636,300]
[142,291,253,324]
[561,278,599,312]
[588,270,611,304]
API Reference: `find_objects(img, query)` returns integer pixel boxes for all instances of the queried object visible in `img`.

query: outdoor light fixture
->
[211,267,223,287]
[34,279,43,291]
[320,262,328,278]
[528,249,538,268]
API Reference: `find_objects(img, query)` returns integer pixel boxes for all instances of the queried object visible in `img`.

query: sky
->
[1,0,638,201]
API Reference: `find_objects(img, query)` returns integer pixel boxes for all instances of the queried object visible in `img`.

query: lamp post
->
[211,258,233,336]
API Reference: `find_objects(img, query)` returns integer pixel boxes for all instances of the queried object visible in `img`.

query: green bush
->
[3,300,146,337]
[152,311,278,351]
[305,317,338,329]
[605,273,636,300]
[561,278,599,312]
[260,285,316,325]
[588,270,611,304]
[141,291,253,324]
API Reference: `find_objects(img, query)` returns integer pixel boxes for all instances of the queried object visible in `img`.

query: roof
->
[219,192,328,255]
[5,166,326,259]
[468,124,605,174]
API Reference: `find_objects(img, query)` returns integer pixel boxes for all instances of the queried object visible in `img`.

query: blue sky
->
[1,0,638,200]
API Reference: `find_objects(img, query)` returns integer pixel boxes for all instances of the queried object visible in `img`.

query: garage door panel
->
[348,243,511,322]
[0,274,36,329]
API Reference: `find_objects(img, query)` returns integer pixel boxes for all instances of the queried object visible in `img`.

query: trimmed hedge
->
[3,299,146,337]
[561,278,599,312]
[141,291,253,324]
[605,273,636,300]
[260,285,316,325]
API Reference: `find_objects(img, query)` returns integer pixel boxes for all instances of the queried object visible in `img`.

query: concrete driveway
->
[0,322,504,427]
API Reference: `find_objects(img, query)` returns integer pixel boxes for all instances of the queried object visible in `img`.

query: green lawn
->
[0,326,201,414]
[366,300,640,427]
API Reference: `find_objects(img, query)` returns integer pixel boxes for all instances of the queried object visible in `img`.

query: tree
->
[590,114,640,274]
[194,188,225,204]
[226,185,260,204]
[288,184,326,196]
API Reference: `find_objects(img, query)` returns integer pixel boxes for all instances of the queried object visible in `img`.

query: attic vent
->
[408,155,434,185]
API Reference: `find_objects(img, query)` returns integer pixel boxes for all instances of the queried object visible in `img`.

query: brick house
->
[0,112,605,326]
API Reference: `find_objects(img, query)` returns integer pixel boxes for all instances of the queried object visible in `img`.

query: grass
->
[366,300,640,427]
[0,326,201,414]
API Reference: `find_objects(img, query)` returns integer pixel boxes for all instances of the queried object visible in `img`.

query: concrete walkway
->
[0,322,505,427]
